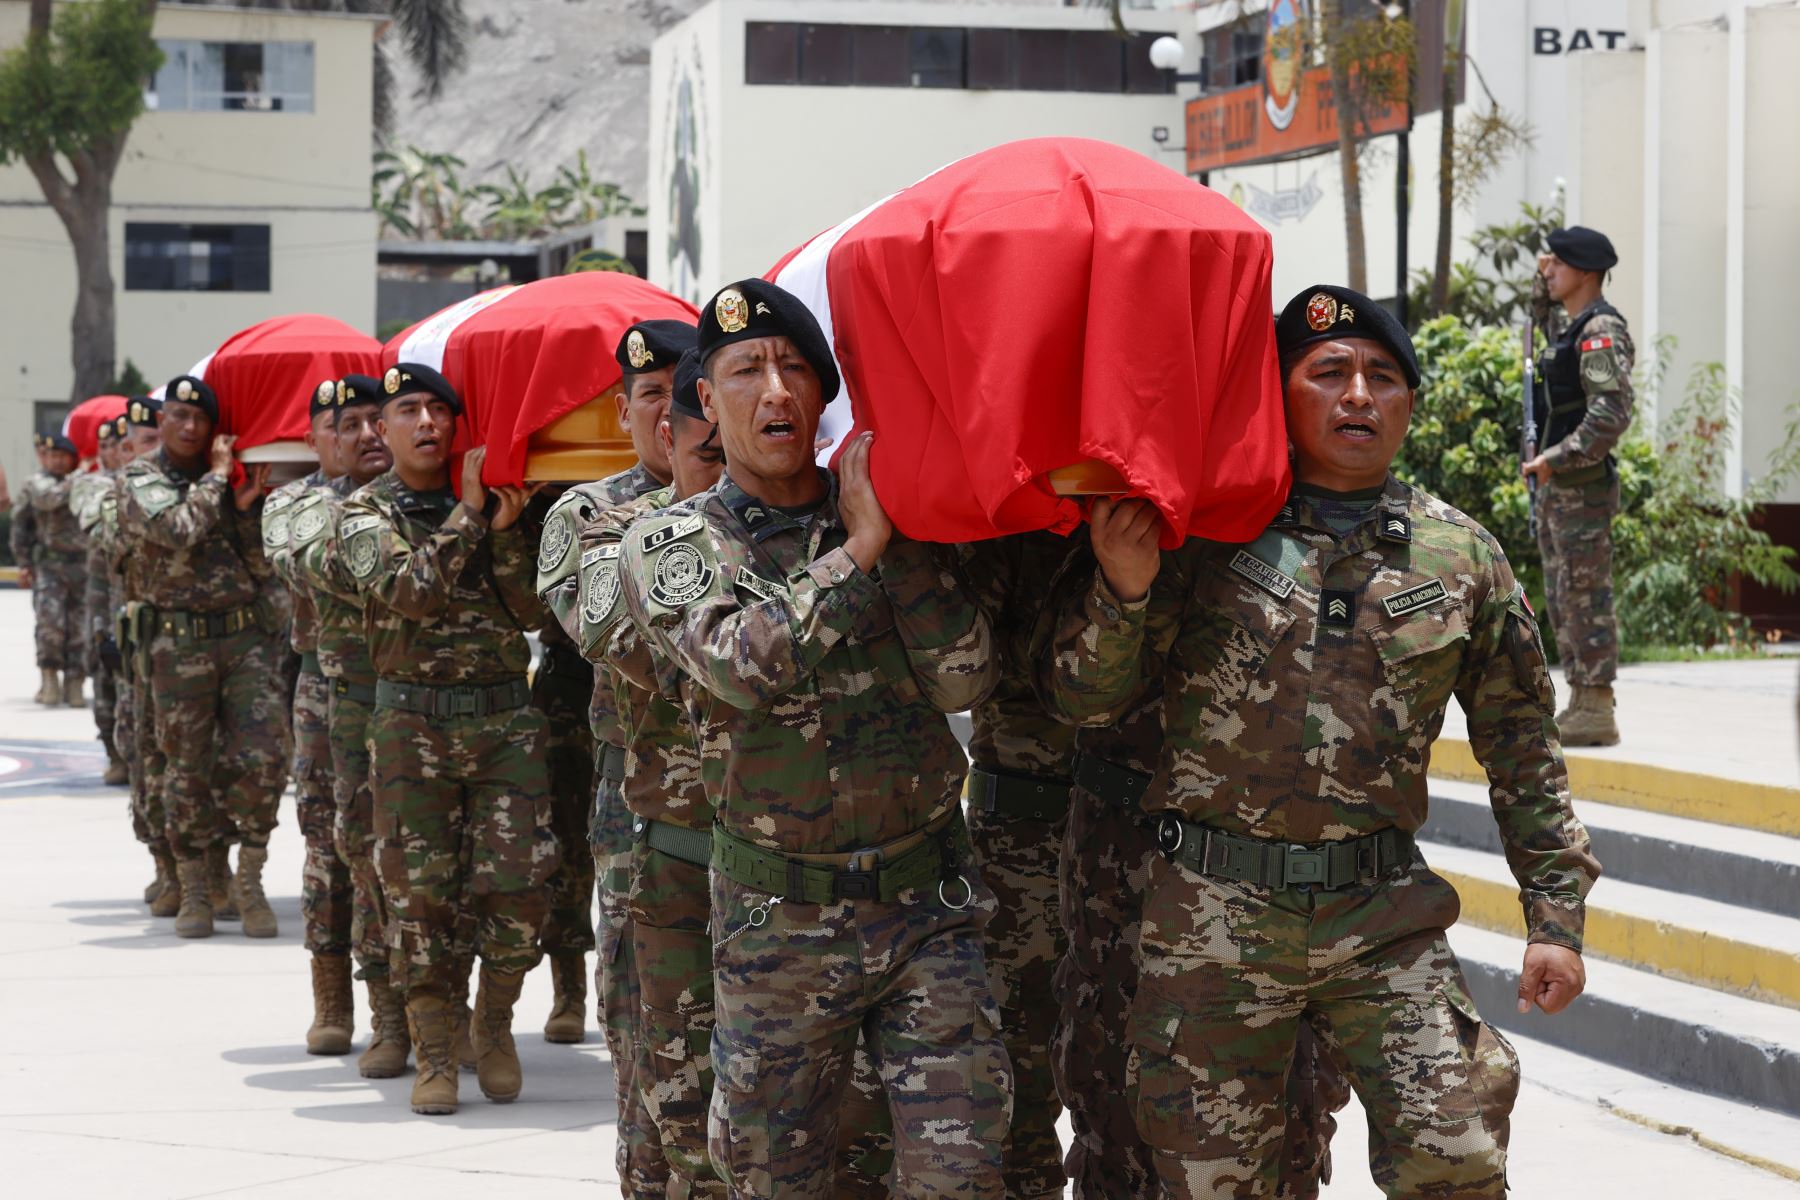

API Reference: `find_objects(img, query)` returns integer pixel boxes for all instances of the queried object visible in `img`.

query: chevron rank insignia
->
[1228,550,1296,600]
[1382,579,1448,619]
[1377,514,1411,543]
[1321,589,1356,627]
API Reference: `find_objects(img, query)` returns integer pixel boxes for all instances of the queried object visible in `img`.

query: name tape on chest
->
[734,566,779,604]
[1228,549,1297,600]
[1382,578,1449,619]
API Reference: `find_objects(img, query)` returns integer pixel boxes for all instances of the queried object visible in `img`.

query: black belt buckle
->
[451,689,480,717]
[1155,812,1185,855]
[833,865,879,900]
[1355,838,1381,881]
[1283,845,1326,887]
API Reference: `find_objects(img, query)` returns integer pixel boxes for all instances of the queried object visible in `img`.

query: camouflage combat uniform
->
[622,471,1010,1199]
[266,472,353,957]
[116,449,288,861]
[11,469,88,672]
[1533,297,1634,687]
[1046,477,1600,1199]
[537,462,668,1196]
[72,471,122,766]
[340,472,558,998]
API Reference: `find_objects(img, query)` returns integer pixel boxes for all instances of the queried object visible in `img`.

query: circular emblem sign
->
[538,512,574,575]
[649,543,714,607]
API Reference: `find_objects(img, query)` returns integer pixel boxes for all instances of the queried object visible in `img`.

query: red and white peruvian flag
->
[765,137,1291,547]
[189,314,383,458]
[386,273,698,486]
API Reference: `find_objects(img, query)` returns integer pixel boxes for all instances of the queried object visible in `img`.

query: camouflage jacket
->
[579,486,716,831]
[340,471,538,686]
[959,531,1082,779]
[73,471,119,644]
[1538,296,1635,475]
[536,461,667,747]
[116,448,268,614]
[10,471,86,561]
[290,476,377,685]
[621,470,996,854]
[263,469,333,656]
[1044,475,1599,950]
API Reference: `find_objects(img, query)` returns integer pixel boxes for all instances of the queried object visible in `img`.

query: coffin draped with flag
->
[766,136,1291,546]
[191,314,384,461]
[384,273,700,485]
[64,394,129,462]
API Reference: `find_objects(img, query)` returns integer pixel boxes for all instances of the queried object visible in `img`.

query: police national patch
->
[263,508,292,551]
[580,548,623,635]
[290,503,328,546]
[649,542,715,609]
[1382,579,1449,619]
[132,478,179,517]
[538,511,574,576]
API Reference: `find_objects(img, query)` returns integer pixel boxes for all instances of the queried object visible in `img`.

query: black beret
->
[309,378,339,419]
[1276,285,1420,389]
[697,278,841,404]
[164,375,218,421]
[1547,226,1617,273]
[668,347,706,421]
[380,363,463,416]
[128,396,162,427]
[44,433,77,456]
[336,374,383,411]
[617,319,698,377]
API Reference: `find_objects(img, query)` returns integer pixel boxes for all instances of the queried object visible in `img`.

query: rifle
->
[1522,316,1539,539]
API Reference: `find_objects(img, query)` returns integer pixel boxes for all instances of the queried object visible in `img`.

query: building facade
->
[0,1,379,490]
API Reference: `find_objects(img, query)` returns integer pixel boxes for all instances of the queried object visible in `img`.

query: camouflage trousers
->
[118,670,163,851]
[368,702,559,997]
[29,555,87,671]
[1129,859,1518,1199]
[1536,472,1619,687]
[92,654,119,759]
[534,665,597,958]
[149,626,288,859]
[709,867,1012,1198]
[326,688,391,979]
[967,804,1068,1199]
[294,670,351,956]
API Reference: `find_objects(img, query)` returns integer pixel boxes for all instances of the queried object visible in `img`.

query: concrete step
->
[1421,839,1800,1008]
[1423,777,1800,918]
[1449,923,1800,1120]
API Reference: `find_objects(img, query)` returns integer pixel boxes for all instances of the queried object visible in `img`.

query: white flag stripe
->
[189,351,215,381]
[398,285,523,373]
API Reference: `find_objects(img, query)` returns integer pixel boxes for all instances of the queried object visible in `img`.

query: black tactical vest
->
[1533,300,1621,452]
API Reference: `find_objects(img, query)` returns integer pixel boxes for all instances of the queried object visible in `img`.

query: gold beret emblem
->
[1305,293,1338,332]
[315,380,335,404]
[716,288,749,334]
[627,329,652,369]
[175,379,195,402]
[383,367,401,395]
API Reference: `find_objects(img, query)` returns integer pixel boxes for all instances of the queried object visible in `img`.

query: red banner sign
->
[1184,64,1408,175]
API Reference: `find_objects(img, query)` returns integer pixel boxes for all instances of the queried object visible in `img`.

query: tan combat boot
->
[470,965,528,1103]
[306,953,355,1055]
[35,668,60,706]
[104,757,129,787]
[542,953,588,1044]
[144,849,172,906]
[1559,684,1620,747]
[359,977,412,1078]
[451,973,478,1072]
[207,844,240,921]
[406,993,461,1115]
[234,845,279,938]
[172,858,214,938]
[62,672,85,707]
[149,858,183,919]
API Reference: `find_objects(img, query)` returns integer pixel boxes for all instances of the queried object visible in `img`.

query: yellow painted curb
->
[0,566,18,586]
[1433,737,1800,838]
[1439,867,1800,1010]
[1594,1101,1800,1184]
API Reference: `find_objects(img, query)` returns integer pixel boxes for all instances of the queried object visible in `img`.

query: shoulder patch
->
[340,513,382,539]
[537,509,576,580]
[130,477,179,516]
[578,550,625,650]
[1580,335,1613,353]
[1581,341,1620,386]
[1382,578,1450,619]
[639,511,706,554]
[290,494,332,548]
[262,504,292,552]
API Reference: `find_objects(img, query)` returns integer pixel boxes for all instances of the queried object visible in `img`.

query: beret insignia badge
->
[175,380,195,402]
[716,288,749,334]
[315,380,335,405]
[627,329,652,369]
[383,367,401,395]
[1305,293,1338,332]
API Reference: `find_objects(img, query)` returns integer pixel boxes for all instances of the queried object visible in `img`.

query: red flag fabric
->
[766,137,1290,547]
[384,274,700,486]
[195,314,383,451]
[64,394,129,461]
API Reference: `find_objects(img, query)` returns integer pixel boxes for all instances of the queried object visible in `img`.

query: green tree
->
[0,0,162,402]
[554,149,646,223]
[108,357,151,396]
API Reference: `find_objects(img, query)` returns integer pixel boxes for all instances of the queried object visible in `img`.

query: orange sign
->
[1184,64,1408,175]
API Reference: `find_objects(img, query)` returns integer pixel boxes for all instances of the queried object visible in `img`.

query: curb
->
[1432,737,1800,838]
[1438,866,1800,1009]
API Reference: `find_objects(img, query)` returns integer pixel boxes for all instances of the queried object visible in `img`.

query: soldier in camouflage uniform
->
[73,418,129,784]
[117,376,287,941]
[1525,226,1634,747]
[340,363,558,1116]
[13,432,88,707]
[265,381,357,1056]
[622,280,1009,1198]
[291,374,411,1079]
[1046,286,1600,1199]
[537,318,693,1195]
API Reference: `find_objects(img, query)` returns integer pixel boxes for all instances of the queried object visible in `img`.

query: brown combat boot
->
[208,844,240,921]
[1559,684,1620,747]
[306,953,355,1055]
[62,672,85,707]
[146,848,178,911]
[470,965,528,1103]
[35,668,60,706]
[406,993,461,1115]
[451,973,478,1072]
[234,845,279,938]
[542,953,588,1044]
[172,858,214,938]
[103,734,129,786]
[359,977,412,1078]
